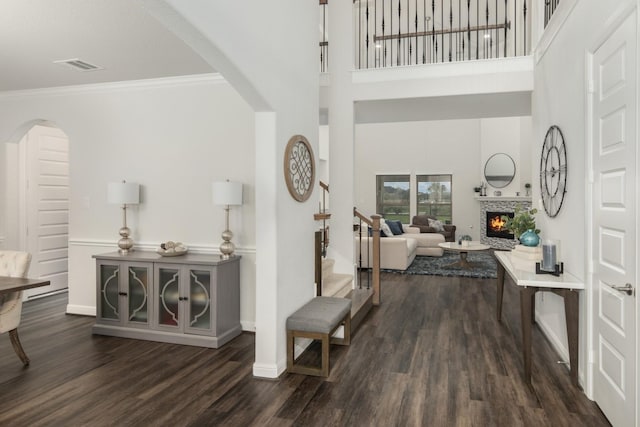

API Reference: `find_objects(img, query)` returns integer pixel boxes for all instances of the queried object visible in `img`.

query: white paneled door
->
[590,11,637,427]
[24,125,69,297]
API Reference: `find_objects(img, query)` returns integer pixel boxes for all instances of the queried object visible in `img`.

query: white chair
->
[0,251,32,365]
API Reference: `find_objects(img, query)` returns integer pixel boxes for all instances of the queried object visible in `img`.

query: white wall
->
[0,75,258,330]
[150,1,320,378]
[355,117,531,241]
[531,0,639,390]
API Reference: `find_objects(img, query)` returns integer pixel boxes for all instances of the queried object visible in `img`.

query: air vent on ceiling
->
[53,58,103,72]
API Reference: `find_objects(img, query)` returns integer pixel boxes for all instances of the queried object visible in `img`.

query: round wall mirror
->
[484,153,515,188]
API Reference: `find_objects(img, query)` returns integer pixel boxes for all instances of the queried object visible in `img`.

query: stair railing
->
[353,208,381,305]
[314,181,331,296]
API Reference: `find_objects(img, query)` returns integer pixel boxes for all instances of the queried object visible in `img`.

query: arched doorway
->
[6,122,70,298]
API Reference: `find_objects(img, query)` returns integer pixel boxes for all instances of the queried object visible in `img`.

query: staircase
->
[319,258,373,333]
[313,181,374,332]
[320,258,352,298]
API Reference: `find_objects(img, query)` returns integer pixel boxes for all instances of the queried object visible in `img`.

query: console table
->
[93,251,241,348]
[494,251,584,386]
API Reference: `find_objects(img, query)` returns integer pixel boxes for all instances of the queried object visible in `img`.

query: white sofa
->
[354,226,445,270]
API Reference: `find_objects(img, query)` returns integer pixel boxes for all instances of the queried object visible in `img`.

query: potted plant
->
[458,234,472,247]
[501,207,540,246]
[525,182,532,196]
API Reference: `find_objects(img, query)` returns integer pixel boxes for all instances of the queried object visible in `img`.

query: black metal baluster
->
[374,0,377,68]
[458,0,461,61]
[366,1,370,68]
[485,0,489,59]
[504,0,507,57]
[358,0,362,68]
[408,0,412,65]
[467,0,471,60]
[495,0,498,58]
[476,0,479,59]
[383,0,387,67]
[423,0,427,63]
[514,0,517,57]
[441,0,444,62]
[415,0,419,65]
[449,0,453,61]
[398,0,401,66]
[523,0,527,55]
[389,0,393,67]
[432,0,437,62]
[321,3,325,72]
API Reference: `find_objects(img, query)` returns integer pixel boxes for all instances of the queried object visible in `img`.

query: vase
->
[519,229,540,247]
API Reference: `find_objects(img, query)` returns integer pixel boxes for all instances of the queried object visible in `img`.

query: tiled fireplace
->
[476,196,532,249]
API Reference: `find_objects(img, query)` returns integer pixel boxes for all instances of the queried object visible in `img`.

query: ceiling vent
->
[53,58,103,72]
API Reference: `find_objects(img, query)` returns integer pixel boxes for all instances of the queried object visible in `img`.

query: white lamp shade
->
[108,182,140,205]
[213,181,243,206]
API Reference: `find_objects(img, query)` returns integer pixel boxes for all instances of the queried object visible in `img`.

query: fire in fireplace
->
[486,211,514,239]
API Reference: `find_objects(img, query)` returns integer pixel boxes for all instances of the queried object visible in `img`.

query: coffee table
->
[438,241,491,269]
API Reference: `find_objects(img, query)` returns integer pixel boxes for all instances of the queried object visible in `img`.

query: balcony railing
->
[354,0,532,69]
[544,0,560,28]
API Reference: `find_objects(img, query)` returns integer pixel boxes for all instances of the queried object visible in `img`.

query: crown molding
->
[0,73,225,99]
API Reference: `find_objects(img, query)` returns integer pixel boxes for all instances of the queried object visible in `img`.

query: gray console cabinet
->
[93,252,241,348]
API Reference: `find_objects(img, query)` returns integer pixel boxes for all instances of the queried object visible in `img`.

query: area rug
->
[384,252,498,279]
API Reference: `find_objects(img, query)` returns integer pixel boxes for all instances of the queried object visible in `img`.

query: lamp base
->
[220,229,235,259]
[117,226,134,255]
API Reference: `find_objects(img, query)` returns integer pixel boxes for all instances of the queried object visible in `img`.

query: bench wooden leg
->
[286,314,351,377]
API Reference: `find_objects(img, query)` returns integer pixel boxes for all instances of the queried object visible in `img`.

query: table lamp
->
[212,180,243,259]
[108,180,140,254]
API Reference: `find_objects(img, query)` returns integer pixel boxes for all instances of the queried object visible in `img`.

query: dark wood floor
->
[0,273,610,426]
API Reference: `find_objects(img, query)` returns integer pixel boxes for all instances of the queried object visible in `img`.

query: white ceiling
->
[0,0,214,92]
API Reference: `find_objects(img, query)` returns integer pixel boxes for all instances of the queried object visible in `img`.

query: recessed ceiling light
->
[53,58,103,72]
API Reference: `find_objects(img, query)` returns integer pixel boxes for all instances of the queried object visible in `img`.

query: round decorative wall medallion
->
[284,134,315,202]
[539,125,567,218]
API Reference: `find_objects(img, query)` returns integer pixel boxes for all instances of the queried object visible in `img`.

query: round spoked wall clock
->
[539,125,567,218]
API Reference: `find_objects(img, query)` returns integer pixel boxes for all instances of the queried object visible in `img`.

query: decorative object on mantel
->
[536,239,564,276]
[494,191,502,196]
[213,180,243,259]
[524,182,531,196]
[501,207,540,247]
[107,180,140,255]
[156,241,188,256]
[540,125,567,218]
[284,134,315,202]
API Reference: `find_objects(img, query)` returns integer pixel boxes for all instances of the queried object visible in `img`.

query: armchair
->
[0,251,32,365]
[411,215,457,242]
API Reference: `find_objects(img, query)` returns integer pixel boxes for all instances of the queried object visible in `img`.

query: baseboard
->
[253,361,286,379]
[241,321,256,332]
[66,304,97,316]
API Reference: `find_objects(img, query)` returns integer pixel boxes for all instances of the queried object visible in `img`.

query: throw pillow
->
[379,218,393,237]
[428,218,445,232]
[387,220,404,235]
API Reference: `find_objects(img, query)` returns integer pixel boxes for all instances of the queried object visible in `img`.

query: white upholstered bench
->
[286,296,351,377]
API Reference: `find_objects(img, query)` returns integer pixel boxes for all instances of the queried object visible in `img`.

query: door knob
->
[611,283,634,296]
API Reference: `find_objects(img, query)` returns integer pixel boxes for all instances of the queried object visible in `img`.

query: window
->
[376,175,410,223]
[417,174,452,223]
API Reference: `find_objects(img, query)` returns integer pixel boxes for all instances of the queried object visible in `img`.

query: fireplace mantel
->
[475,196,532,202]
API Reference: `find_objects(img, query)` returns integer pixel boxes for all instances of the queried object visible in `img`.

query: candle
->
[542,243,557,271]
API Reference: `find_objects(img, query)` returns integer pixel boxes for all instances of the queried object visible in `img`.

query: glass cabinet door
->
[185,268,213,334]
[99,264,120,321]
[126,265,150,325]
[157,266,181,329]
